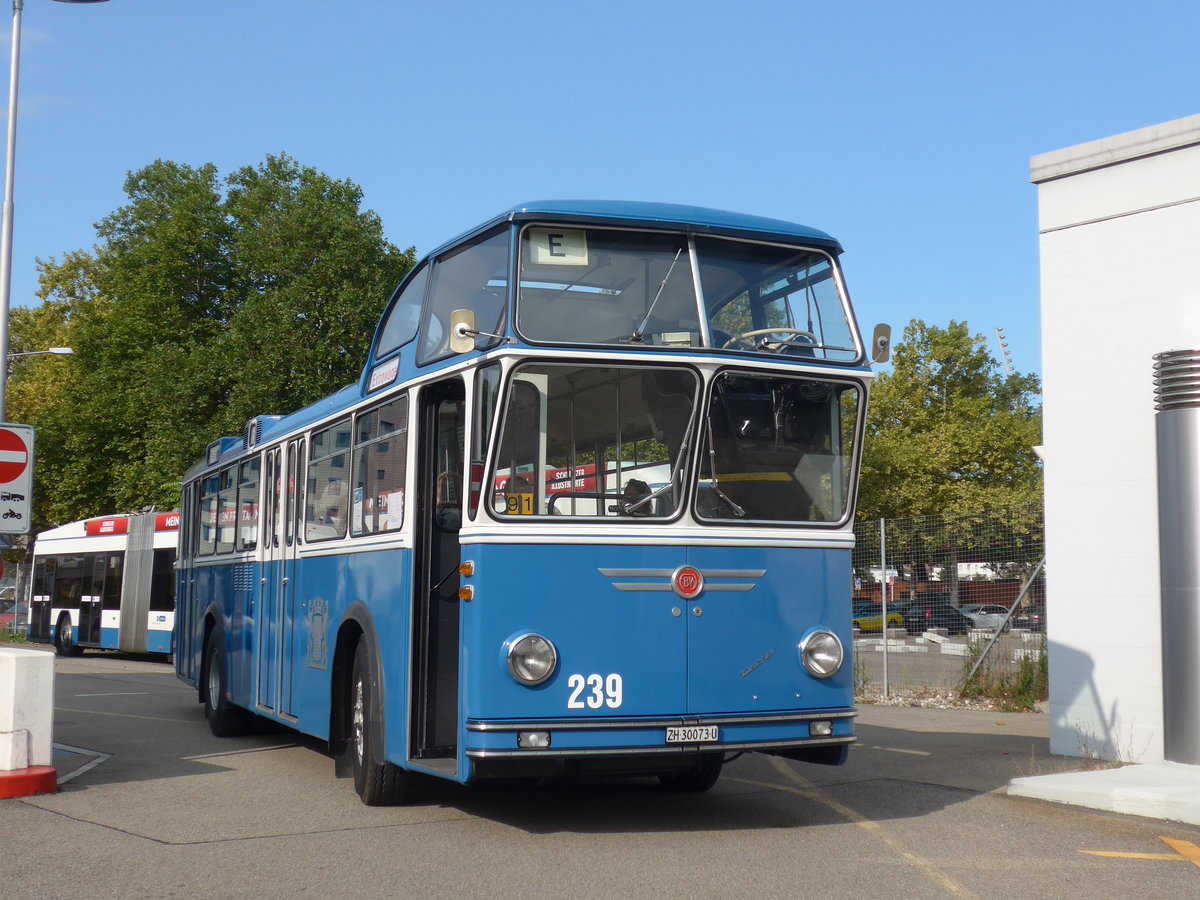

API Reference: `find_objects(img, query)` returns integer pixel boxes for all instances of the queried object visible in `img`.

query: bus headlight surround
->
[506,632,558,685]
[798,630,843,678]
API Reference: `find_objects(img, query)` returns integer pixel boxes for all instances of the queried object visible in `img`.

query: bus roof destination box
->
[0,646,56,797]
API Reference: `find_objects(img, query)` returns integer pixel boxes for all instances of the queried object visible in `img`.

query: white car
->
[959,604,1012,632]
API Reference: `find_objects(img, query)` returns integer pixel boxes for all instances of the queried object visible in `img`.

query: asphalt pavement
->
[4,649,1200,899]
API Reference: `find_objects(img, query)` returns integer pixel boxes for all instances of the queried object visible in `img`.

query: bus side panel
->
[100,610,122,650]
[288,547,411,747]
[684,545,854,715]
[195,561,255,711]
[462,542,687,722]
[146,617,173,654]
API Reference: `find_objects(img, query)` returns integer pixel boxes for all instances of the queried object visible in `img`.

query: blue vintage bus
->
[176,201,874,804]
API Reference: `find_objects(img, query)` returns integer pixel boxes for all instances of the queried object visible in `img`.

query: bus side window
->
[236,458,260,552]
[199,472,221,555]
[375,264,429,358]
[352,394,408,535]
[306,419,351,541]
[216,467,237,554]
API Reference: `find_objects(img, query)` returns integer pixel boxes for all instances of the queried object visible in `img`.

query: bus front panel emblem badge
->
[672,566,704,599]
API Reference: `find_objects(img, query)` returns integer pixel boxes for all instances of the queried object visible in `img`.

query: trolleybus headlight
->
[799,630,843,678]
[506,633,558,685]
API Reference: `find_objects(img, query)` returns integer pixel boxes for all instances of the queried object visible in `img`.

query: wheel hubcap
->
[352,678,365,765]
[207,653,220,709]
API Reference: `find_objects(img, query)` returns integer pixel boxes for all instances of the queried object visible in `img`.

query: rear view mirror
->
[449,309,476,354]
[870,323,892,364]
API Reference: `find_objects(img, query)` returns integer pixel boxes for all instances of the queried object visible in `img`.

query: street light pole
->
[7,345,71,361]
[0,0,27,421]
[0,0,109,421]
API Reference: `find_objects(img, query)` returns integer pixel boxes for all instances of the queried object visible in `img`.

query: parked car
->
[0,589,27,632]
[851,601,903,633]
[958,604,1012,632]
[903,595,972,636]
[1012,602,1047,632]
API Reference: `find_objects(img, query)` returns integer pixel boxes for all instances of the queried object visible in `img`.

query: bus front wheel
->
[54,615,82,657]
[203,630,252,737]
[349,636,406,805]
[658,752,724,792]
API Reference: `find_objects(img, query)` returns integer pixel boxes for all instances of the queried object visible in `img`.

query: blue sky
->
[6,0,1199,380]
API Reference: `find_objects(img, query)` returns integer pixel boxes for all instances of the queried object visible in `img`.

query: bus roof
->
[186,201,852,475]
[429,200,843,258]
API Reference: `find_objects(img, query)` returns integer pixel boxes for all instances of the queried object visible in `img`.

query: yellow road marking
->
[1082,836,1200,868]
[729,757,978,898]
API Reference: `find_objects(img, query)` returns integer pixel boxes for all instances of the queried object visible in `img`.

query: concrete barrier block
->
[0,647,55,770]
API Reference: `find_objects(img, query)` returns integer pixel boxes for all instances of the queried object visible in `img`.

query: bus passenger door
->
[29,558,52,642]
[77,555,103,646]
[259,443,301,719]
[257,447,282,712]
[176,484,197,680]
[279,440,303,718]
[413,379,465,766]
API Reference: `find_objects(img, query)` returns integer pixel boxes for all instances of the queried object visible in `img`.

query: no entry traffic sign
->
[0,426,30,483]
[0,424,34,534]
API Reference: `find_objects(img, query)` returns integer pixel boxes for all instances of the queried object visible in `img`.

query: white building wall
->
[1032,114,1200,761]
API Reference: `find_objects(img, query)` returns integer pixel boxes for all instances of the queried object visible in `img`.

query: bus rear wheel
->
[658,752,724,792]
[54,614,82,657]
[349,636,406,806]
[203,629,252,737]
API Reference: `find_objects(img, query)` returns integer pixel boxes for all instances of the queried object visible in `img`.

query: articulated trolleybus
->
[29,510,180,657]
[177,201,874,804]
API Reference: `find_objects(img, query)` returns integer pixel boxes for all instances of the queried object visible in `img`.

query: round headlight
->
[506,633,558,685]
[799,630,843,678]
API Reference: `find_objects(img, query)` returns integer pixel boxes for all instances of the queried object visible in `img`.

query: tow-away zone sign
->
[0,424,34,534]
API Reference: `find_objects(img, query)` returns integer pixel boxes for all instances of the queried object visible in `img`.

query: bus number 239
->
[567,673,623,709]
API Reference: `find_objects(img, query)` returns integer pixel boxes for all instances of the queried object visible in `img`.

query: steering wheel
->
[722,327,818,351]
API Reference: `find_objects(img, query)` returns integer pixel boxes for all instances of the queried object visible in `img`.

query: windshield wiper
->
[631,247,683,344]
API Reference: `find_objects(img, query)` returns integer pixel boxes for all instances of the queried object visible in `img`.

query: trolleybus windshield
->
[516,226,859,362]
[490,363,859,524]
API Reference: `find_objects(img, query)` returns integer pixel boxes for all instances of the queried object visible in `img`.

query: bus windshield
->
[490,364,859,524]
[492,364,697,519]
[698,371,860,524]
[516,226,858,362]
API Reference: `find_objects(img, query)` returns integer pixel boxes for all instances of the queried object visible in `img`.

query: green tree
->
[10,154,415,531]
[856,320,1043,596]
[858,319,1042,520]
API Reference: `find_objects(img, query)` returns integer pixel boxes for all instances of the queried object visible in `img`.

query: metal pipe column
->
[1155,348,1200,764]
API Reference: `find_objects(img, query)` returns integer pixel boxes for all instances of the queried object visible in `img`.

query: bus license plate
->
[666,725,719,743]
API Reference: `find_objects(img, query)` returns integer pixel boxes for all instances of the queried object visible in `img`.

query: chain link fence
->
[1,555,32,636]
[851,502,1047,708]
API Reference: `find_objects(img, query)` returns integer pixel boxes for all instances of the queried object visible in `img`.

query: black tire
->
[54,614,82,657]
[658,752,724,792]
[349,636,406,805]
[203,628,253,737]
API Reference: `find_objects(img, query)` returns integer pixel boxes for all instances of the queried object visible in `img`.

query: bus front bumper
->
[465,708,856,776]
